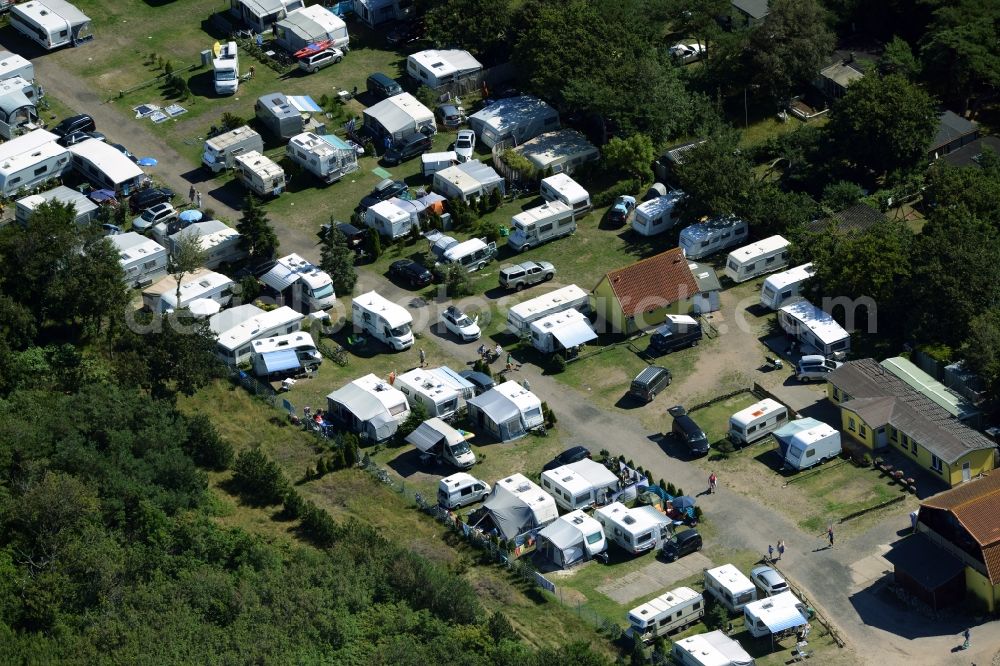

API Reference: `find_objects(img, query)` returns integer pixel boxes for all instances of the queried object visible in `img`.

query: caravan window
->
[586,532,602,544]
[781,289,792,300]
[574,493,589,505]
[745,261,755,271]
[727,259,738,271]
[735,590,754,605]
[523,406,541,422]
[389,402,407,416]
[636,532,652,545]
[540,223,554,233]
[805,449,815,458]
[558,217,574,228]
[237,344,251,358]
[33,166,46,176]
[765,256,776,265]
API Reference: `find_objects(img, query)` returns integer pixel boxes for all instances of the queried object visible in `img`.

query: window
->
[911,438,917,454]
[765,256,775,265]
[833,388,841,401]
[890,427,898,442]
[33,165,46,176]
[859,424,867,438]
[847,417,856,432]
[539,223,553,233]
[931,455,943,473]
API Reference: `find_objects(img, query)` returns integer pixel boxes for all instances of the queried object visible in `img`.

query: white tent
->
[274,5,348,52]
[480,473,557,540]
[467,381,542,442]
[362,92,434,142]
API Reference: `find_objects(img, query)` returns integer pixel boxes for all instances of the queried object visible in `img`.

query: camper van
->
[594,502,671,554]
[213,306,305,365]
[743,592,808,638]
[508,200,576,252]
[507,284,591,336]
[728,398,789,446]
[724,235,791,283]
[631,191,683,237]
[260,253,336,312]
[250,332,322,377]
[760,263,815,310]
[213,41,239,95]
[776,419,842,471]
[408,418,476,469]
[202,126,263,173]
[778,299,850,358]
[627,587,704,642]
[437,472,490,509]
[10,0,92,50]
[351,291,414,351]
[540,173,591,216]
[286,132,358,184]
[679,217,748,260]
[395,368,461,419]
[234,151,285,198]
[0,129,70,197]
[529,308,597,354]
[540,459,618,511]
[436,237,497,273]
[704,564,758,614]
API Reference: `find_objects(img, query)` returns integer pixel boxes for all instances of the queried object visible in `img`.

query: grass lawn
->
[688,391,760,445]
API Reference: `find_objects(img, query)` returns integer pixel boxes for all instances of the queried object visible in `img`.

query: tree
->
[232,448,288,506]
[664,0,728,57]
[47,234,129,339]
[923,158,1000,220]
[398,401,429,441]
[742,185,819,237]
[364,227,382,260]
[919,2,1000,115]
[426,0,512,63]
[319,223,358,296]
[749,0,835,103]
[602,134,655,183]
[183,413,234,471]
[821,180,865,211]
[878,36,920,78]
[237,195,279,262]
[116,314,221,398]
[169,234,207,316]
[825,73,937,177]
[674,132,756,221]
[487,610,518,644]
[960,308,1000,401]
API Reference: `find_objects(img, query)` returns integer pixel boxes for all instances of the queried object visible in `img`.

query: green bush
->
[592,179,640,207]
[232,448,288,506]
[445,264,473,297]
[666,482,676,496]
[550,353,567,373]
[183,413,234,471]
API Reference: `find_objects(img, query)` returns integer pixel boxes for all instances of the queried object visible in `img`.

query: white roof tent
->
[468,95,560,148]
[274,4,348,53]
[537,509,605,568]
[480,473,558,540]
[362,92,435,142]
[515,129,599,175]
[672,630,755,666]
[69,139,146,195]
[778,299,850,356]
[432,160,505,203]
[10,0,92,49]
[406,49,482,88]
[327,374,410,442]
[467,380,543,442]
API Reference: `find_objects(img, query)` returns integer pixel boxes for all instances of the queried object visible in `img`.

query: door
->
[963,461,971,482]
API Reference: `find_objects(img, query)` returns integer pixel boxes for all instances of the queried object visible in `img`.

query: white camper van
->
[507,200,576,252]
[594,502,671,554]
[743,592,808,638]
[778,299,850,357]
[540,459,618,511]
[260,253,336,312]
[408,418,476,469]
[760,263,815,310]
[704,564,758,614]
[351,291,414,351]
[776,419,842,471]
[540,173,591,216]
[286,131,358,184]
[202,126,264,173]
[213,41,239,95]
[395,368,461,419]
[507,284,590,335]
[627,587,705,642]
[679,217,749,260]
[727,398,789,446]
[529,307,597,354]
[631,191,683,237]
[234,150,285,197]
[724,235,791,283]
[437,472,490,509]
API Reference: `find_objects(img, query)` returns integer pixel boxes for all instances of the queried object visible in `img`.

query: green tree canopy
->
[602,134,655,183]
[748,0,835,103]
[319,223,358,296]
[673,132,756,221]
[878,36,921,79]
[426,0,512,63]
[237,195,279,262]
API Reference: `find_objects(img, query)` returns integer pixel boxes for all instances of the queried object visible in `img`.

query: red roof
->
[923,473,1000,582]
[600,248,698,319]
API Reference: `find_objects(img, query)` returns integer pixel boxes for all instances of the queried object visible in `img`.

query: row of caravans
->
[726,397,843,470]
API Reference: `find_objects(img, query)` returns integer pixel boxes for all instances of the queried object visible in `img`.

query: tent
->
[467,382,542,442]
[327,379,404,442]
[362,92,434,142]
[258,349,299,373]
[432,160,505,203]
[480,473,557,540]
[537,509,605,567]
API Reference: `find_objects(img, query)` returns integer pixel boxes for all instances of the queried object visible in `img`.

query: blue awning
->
[763,606,808,633]
[261,349,300,373]
[287,95,322,113]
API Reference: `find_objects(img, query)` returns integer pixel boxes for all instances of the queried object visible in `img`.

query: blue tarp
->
[261,350,300,373]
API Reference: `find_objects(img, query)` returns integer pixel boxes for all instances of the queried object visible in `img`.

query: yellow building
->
[591,248,697,334]
[827,359,995,487]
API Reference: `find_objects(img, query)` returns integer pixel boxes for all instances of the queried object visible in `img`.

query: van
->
[659,528,702,562]
[796,354,842,381]
[704,564,758,615]
[629,366,672,403]
[437,472,490,509]
[507,200,577,252]
[436,238,497,274]
[669,405,709,456]
[648,315,702,355]
[626,586,704,643]
[367,72,403,101]
[298,47,343,73]
[723,235,790,283]
[352,291,414,351]
[727,398,789,446]
[382,132,432,166]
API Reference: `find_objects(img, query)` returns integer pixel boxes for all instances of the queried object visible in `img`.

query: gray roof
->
[731,0,769,20]
[930,110,977,152]
[209,304,264,335]
[830,358,994,464]
[807,203,885,234]
[942,136,1000,169]
[819,61,864,89]
[328,382,384,422]
[468,388,519,423]
[689,262,721,292]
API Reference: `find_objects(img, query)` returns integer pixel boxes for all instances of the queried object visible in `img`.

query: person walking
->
[188,185,196,203]
[777,540,785,560]
[768,544,774,562]
[419,348,426,367]
[827,525,834,548]
[477,343,486,360]
[506,353,514,372]
[708,472,718,494]
[196,190,203,208]
[962,628,970,650]
[494,343,502,361]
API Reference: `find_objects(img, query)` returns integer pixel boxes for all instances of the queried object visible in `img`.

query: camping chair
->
[792,641,812,661]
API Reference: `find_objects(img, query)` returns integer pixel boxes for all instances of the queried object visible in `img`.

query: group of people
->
[188,185,203,209]
[767,541,787,561]
[476,343,518,372]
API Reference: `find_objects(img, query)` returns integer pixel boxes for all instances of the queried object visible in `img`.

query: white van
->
[728,398,789,446]
[540,173,591,216]
[507,200,576,252]
[351,291,414,351]
[704,564,757,614]
[437,472,490,509]
[760,263,815,310]
[724,235,791,283]
[627,587,705,642]
[679,217,748,260]
[437,237,497,273]
[213,41,239,95]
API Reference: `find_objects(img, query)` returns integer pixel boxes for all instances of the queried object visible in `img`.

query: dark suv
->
[542,446,592,472]
[668,405,709,456]
[358,178,407,211]
[381,132,433,166]
[129,187,174,214]
[629,366,672,403]
[659,528,702,562]
[51,114,96,137]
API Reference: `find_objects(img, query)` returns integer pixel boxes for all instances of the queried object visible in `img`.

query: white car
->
[440,305,480,341]
[454,129,475,163]
[669,42,704,63]
[298,47,344,73]
[750,566,789,596]
[132,202,177,233]
[796,354,842,382]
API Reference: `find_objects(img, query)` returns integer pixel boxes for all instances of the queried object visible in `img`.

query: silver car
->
[298,48,344,73]
[454,129,475,162]
[498,260,555,291]
[796,354,842,382]
[750,566,789,596]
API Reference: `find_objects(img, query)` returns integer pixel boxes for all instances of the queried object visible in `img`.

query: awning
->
[551,318,597,348]
[287,95,322,113]
[260,349,300,373]
[406,420,444,453]
[762,606,808,633]
[320,134,352,150]
[469,390,519,423]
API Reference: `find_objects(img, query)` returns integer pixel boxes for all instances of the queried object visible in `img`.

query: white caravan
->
[421,151,457,177]
[110,232,168,288]
[594,502,671,554]
[529,307,597,354]
[286,131,358,184]
[202,126,263,173]
[437,472,490,509]
[351,291,414,351]
[778,299,850,357]
[507,200,576,252]
[540,458,618,511]
[727,398,790,446]
[775,418,842,471]
[679,217,749,260]
[326,373,410,442]
[724,235,791,283]
[672,631,755,666]
[395,368,461,419]
[260,253,336,312]
[760,263,815,310]
[743,591,808,638]
[10,0,92,50]
[234,150,285,197]
[0,51,34,84]
[213,41,239,95]
[409,419,476,469]
[250,331,321,377]
[631,191,683,237]
[16,185,97,226]
[704,564,758,614]
[69,139,146,195]
[627,587,705,643]
[141,268,234,314]
[0,129,69,197]
[365,199,412,239]
[507,284,590,335]
[540,173,591,216]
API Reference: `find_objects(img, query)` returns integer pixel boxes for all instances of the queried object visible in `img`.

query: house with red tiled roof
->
[591,248,700,334]
[887,473,1000,611]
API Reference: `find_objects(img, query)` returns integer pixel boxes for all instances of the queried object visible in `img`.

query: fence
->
[227,367,277,406]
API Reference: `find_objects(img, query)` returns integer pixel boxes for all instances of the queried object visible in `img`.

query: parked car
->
[659,528,702,562]
[132,202,177,233]
[459,370,495,395]
[669,42,704,63]
[607,195,636,227]
[629,366,672,403]
[750,566,789,596]
[358,178,407,211]
[668,405,709,456]
[337,222,367,256]
[440,305,480,341]
[385,20,425,46]
[101,223,122,236]
[129,187,174,214]
[542,445,592,472]
[111,143,139,163]
[51,113,95,137]
[498,260,555,291]
[436,103,465,129]
[796,355,842,382]
[59,130,94,147]
[381,132,433,166]
[388,259,433,288]
[454,129,475,162]
[298,47,343,73]
[366,72,403,101]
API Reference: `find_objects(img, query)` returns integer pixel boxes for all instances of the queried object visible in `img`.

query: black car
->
[51,114,95,137]
[128,187,174,214]
[388,259,433,288]
[459,370,495,396]
[111,143,139,163]
[668,405,709,456]
[381,133,432,166]
[542,446,592,472]
[58,130,94,147]
[358,178,407,211]
[385,20,424,46]
[659,528,702,562]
